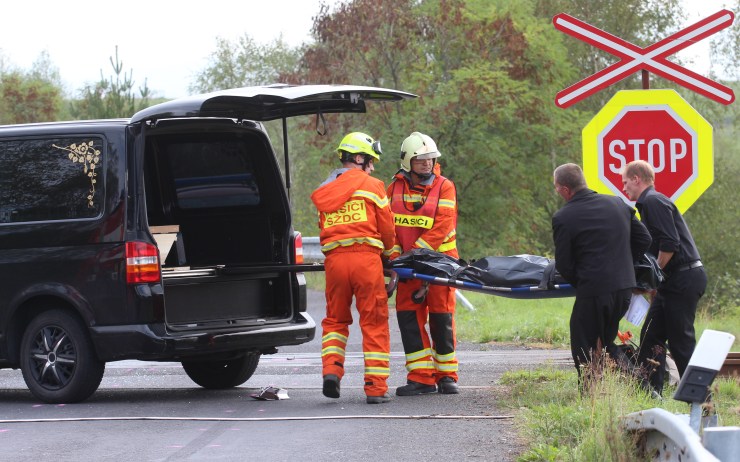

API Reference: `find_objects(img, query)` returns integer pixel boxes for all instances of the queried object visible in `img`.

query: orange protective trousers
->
[395,278,458,386]
[321,247,390,397]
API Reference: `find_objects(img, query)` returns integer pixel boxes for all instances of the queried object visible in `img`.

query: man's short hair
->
[554,163,587,191]
[623,160,655,184]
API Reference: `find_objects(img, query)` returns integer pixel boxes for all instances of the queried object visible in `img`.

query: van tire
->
[182,353,260,389]
[20,309,105,404]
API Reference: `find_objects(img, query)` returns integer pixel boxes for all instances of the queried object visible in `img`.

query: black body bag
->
[634,253,665,290]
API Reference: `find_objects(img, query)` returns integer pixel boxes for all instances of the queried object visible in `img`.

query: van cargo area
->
[143,122,297,329]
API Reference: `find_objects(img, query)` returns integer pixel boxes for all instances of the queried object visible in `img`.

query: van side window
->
[164,139,261,209]
[0,138,103,223]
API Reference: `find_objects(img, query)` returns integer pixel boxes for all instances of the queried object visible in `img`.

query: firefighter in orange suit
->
[310,132,395,405]
[387,132,460,396]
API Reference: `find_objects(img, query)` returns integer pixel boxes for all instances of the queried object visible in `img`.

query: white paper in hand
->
[624,294,650,326]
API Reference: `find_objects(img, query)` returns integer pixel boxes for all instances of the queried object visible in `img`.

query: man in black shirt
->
[621,160,708,395]
[552,163,651,388]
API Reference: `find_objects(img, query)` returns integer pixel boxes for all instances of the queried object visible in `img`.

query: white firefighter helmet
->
[400,132,440,172]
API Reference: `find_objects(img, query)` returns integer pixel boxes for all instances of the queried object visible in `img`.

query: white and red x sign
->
[553,10,735,108]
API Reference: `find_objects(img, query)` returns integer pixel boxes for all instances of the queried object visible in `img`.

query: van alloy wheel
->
[27,325,76,390]
[20,310,105,404]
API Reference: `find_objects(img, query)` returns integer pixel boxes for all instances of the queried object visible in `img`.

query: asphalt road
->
[0,289,571,462]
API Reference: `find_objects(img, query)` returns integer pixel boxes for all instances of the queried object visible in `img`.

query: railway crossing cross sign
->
[553,10,736,108]
[582,90,713,213]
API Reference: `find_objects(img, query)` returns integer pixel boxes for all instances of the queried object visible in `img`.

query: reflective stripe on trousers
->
[395,278,458,385]
[322,249,391,396]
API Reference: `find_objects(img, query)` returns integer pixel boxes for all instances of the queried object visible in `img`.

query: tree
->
[286,0,583,257]
[70,46,151,120]
[0,51,64,124]
[189,34,302,93]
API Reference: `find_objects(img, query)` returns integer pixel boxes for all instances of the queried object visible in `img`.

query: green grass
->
[305,271,740,460]
[455,292,573,347]
[501,364,740,461]
[455,291,740,352]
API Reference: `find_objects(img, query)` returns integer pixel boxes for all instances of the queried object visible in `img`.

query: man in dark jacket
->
[552,163,651,386]
[622,160,708,396]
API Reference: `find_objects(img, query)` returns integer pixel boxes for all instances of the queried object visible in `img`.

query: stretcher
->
[389,267,576,300]
[385,250,575,300]
[385,249,660,301]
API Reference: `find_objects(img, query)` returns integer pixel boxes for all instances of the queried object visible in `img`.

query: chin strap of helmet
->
[411,159,436,181]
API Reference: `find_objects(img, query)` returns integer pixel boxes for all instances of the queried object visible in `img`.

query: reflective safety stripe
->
[406,360,435,371]
[364,351,390,361]
[383,248,394,257]
[365,366,390,376]
[353,189,388,208]
[434,362,459,372]
[438,198,456,209]
[321,236,385,252]
[405,348,432,362]
[437,240,457,252]
[321,346,346,357]
[433,350,457,363]
[390,244,403,255]
[414,237,434,250]
[322,332,348,343]
[401,194,423,203]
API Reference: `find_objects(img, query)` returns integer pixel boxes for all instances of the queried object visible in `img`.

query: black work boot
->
[396,380,437,396]
[437,376,459,394]
[366,393,392,404]
[322,374,340,398]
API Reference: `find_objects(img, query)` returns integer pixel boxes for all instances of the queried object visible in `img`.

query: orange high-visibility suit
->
[311,168,395,398]
[388,167,459,387]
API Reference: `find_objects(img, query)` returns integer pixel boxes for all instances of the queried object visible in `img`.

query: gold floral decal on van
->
[53,141,101,207]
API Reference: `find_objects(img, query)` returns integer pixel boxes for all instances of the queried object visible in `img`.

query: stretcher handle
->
[412,282,429,304]
[384,269,399,298]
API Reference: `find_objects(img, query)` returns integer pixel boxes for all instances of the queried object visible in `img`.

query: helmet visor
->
[415,152,440,160]
[372,140,382,156]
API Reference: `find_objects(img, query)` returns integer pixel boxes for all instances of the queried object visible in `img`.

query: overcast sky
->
[0,0,732,100]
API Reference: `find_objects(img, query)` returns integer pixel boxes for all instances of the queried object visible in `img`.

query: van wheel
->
[20,310,105,404]
[182,353,260,389]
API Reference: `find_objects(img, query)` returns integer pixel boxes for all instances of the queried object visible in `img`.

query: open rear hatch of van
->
[134,85,416,329]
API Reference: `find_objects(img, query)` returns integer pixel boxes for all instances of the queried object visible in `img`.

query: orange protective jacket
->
[386,170,458,259]
[311,168,395,256]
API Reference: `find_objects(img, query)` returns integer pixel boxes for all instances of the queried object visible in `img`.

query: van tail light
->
[126,241,161,284]
[293,232,304,264]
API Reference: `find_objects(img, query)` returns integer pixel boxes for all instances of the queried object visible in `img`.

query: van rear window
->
[0,138,103,223]
[165,140,261,209]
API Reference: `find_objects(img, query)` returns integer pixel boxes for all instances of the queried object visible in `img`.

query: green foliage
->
[69,46,151,120]
[0,51,65,123]
[709,0,740,81]
[190,34,302,93]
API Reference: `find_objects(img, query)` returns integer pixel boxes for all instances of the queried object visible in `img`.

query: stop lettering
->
[600,109,695,199]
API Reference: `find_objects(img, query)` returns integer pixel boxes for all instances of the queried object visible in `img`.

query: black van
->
[0,84,416,403]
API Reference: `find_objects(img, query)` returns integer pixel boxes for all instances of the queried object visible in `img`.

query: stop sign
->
[583,90,713,213]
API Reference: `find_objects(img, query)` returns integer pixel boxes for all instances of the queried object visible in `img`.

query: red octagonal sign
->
[583,90,713,214]
[599,108,695,199]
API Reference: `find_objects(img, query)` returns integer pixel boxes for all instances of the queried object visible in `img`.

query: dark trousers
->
[570,288,632,377]
[637,267,707,394]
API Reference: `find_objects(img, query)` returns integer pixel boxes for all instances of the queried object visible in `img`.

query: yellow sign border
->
[582,89,713,213]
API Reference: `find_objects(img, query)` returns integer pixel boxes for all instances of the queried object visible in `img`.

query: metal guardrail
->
[302,236,475,311]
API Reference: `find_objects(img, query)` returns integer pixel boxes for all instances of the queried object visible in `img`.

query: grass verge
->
[305,272,740,460]
[501,363,740,461]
